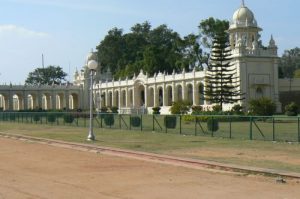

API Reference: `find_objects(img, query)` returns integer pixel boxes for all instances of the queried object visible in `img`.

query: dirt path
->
[0,137,299,199]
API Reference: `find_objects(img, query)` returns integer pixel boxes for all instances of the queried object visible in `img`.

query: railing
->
[0,112,299,142]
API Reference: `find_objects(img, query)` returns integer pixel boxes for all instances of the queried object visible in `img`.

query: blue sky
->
[0,0,299,84]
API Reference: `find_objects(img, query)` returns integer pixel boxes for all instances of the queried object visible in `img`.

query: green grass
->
[1,121,300,173]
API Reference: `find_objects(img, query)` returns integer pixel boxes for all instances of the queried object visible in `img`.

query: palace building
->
[1,2,296,113]
[73,1,282,114]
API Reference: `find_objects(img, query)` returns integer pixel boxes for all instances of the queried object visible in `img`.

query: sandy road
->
[0,137,299,199]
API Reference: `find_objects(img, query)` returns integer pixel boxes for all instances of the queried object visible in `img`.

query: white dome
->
[86,52,97,62]
[232,5,255,25]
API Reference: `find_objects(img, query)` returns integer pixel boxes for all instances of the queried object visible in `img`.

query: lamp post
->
[87,51,98,141]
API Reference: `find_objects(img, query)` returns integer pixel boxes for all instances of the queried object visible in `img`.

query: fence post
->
[152,114,155,131]
[211,116,214,137]
[100,114,103,128]
[179,115,182,135]
[249,117,253,140]
[141,115,143,132]
[229,117,232,139]
[298,117,300,143]
[119,115,121,129]
[129,115,131,130]
[272,117,275,141]
[194,116,197,136]
[165,116,168,134]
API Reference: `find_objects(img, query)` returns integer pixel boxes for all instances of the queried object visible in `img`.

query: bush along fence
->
[0,112,300,142]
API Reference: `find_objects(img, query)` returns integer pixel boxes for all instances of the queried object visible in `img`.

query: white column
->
[125,89,128,107]
[172,82,175,103]
[132,87,135,108]
[105,89,108,107]
[111,89,114,107]
[192,81,197,106]
[118,88,121,108]
[182,81,187,100]
[144,85,148,107]
[154,85,158,107]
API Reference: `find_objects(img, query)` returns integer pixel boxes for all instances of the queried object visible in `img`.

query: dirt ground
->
[0,138,299,199]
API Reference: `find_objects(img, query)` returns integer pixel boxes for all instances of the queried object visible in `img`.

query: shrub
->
[104,114,115,126]
[0,107,3,112]
[164,116,177,129]
[212,105,222,113]
[248,98,276,116]
[100,106,108,113]
[47,114,56,123]
[170,100,190,115]
[192,106,203,115]
[285,102,299,116]
[64,114,74,123]
[207,118,219,132]
[110,106,118,113]
[152,107,161,114]
[131,116,141,127]
[231,104,244,115]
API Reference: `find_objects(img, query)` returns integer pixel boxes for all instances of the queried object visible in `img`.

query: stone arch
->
[121,90,126,107]
[158,87,163,107]
[136,84,145,107]
[176,85,183,101]
[198,83,205,105]
[26,94,36,110]
[69,93,79,110]
[128,89,133,107]
[102,91,106,107]
[56,93,65,110]
[0,94,8,110]
[187,84,193,105]
[115,90,119,108]
[12,93,24,111]
[42,93,51,110]
[166,86,173,106]
[148,87,154,107]
[256,87,264,99]
[107,91,113,107]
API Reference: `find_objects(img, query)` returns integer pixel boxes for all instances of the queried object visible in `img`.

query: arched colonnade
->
[0,85,82,111]
[94,70,207,113]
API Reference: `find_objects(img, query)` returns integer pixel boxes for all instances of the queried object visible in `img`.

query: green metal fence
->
[0,112,299,142]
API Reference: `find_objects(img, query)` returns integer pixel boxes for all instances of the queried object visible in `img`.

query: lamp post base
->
[87,132,95,141]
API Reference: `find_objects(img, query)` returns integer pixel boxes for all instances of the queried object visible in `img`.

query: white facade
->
[73,2,283,114]
[92,69,209,114]
[228,2,281,111]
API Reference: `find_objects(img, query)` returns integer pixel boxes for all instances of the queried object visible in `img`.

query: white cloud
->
[9,0,140,17]
[0,24,49,38]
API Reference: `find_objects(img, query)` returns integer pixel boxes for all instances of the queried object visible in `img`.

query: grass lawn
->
[1,121,300,174]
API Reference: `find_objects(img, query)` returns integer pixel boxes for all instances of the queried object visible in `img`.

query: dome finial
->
[242,0,245,7]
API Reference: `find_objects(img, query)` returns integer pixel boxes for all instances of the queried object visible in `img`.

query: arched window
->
[256,87,263,99]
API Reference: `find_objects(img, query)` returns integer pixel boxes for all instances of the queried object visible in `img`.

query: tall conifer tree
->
[204,33,244,110]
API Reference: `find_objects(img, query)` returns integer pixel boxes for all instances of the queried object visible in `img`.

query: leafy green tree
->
[204,33,244,110]
[180,34,209,71]
[294,69,300,78]
[25,66,67,85]
[279,47,300,78]
[198,17,229,49]
[279,47,300,92]
[96,28,125,75]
